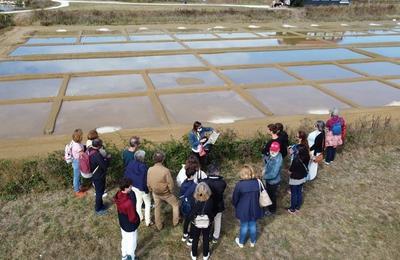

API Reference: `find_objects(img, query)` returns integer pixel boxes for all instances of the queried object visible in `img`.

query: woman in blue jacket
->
[188,121,214,169]
[232,165,264,248]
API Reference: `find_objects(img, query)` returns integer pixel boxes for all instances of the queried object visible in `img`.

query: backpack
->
[331,121,342,136]
[64,141,73,164]
[193,202,209,228]
[79,149,99,178]
[180,196,193,217]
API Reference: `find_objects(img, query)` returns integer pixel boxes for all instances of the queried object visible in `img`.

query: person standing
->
[307,121,325,180]
[188,121,214,170]
[262,124,282,158]
[232,165,264,248]
[70,129,86,198]
[147,151,179,230]
[179,168,197,246]
[263,142,283,215]
[89,138,110,215]
[202,163,227,244]
[288,144,310,214]
[122,136,141,168]
[275,123,289,159]
[114,178,140,260]
[176,155,207,187]
[124,150,152,227]
[325,108,346,165]
[188,182,215,260]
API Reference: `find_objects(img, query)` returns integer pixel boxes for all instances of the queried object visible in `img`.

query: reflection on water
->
[25,37,77,45]
[201,48,368,66]
[81,36,127,43]
[0,55,204,76]
[286,64,362,80]
[221,67,297,84]
[322,81,400,107]
[66,74,147,96]
[344,62,400,76]
[361,46,400,58]
[0,78,62,100]
[149,71,225,89]
[248,85,350,116]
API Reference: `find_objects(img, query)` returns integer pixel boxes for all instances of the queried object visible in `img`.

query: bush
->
[0,14,14,29]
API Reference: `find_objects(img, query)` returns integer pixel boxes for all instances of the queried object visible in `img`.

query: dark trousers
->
[192,151,208,171]
[290,184,303,211]
[265,183,279,213]
[191,226,211,257]
[183,217,191,237]
[93,177,106,212]
[325,146,336,163]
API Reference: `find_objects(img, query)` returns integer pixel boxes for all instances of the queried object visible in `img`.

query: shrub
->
[0,14,14,29]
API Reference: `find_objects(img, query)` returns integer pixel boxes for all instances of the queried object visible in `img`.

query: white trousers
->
[121,228,137,260]
[308,152,320,181]
[132,187,151,225]
[213,212,222,239]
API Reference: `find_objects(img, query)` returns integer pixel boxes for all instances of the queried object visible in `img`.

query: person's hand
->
[200,138,207,143]
[106,154,111,159]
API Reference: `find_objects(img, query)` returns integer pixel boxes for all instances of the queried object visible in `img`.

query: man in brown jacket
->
[147,151,180,230]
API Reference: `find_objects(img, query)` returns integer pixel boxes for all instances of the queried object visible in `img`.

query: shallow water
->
[337,35,400,44]
[66,74,147,96]
[185,39,280,49]
[360,46,400,58]
[0,79,62,100]
[174,33,218,40]
[149,71,225,89]
[80,36,127,43]
[25,37,77,45]
[221,67,297,84]
[343,62,400,76]
[215,33,258,39]
[129,34,174,41]
[248,85,350,115]
[286,64,363,80]
[322,81,400,107]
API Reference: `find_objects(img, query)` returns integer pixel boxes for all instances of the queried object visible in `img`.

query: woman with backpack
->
[69,129,86,198]
[325,108,346,165]
[188,182,214,260]
[232,165,264,248]
[179,167,197,246]
[288,144,310,214]
[307,121,325,181]
[114,178,140,260]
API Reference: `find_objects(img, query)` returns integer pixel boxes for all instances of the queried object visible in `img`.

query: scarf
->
[114,191,137,223]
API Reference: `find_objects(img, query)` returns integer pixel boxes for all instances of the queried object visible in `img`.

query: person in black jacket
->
[275,122,289,159]
[262,124,285,159]
[188,182,214,260]
[202,163,226,244]
[90,138,110,215]
[114,178,140,260]
[288,144,310,214]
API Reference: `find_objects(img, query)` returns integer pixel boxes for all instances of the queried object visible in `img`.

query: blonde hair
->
[193,182,212,202]
[239,164,256,180]
[72,129,83,143]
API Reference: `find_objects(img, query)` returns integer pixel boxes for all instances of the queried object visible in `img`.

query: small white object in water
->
[214,26,225,29]
[397,22,400,25]
[310,24,319,27]
[208,116,241,124]
[138,27,148,30]
[385,101,400,106]
[308,109,330,115]
[282,24,296,28]
[96,126,122,134]
[177,26,186,30]
[97,28,110,32]
[341,23,349,27]
[56,29,67,32]
[369,23,381,26]
[248,25,260,29]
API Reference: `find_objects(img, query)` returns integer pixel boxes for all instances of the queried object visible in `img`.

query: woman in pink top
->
[71,129,85,198]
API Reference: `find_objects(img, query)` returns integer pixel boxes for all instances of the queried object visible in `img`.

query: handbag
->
[193,202,210,228]
[257,179,272,207]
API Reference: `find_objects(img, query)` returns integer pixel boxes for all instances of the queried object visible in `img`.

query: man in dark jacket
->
[90,138,110,215]
[201,163,227,244]
[114,178,140,260]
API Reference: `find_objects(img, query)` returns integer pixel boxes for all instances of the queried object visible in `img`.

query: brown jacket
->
[147,163,174,195]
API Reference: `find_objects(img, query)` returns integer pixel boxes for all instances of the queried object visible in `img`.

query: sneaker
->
[287,208,296,215]
[93,192,108,198]
[186,238,193,246]
[203,254,210,260]
[324,161,331,165]
[182,233,188,242]
[146,221,154,227]
[212,237,218,244]
[190,252,196,260]
[235,238,244,248]
[264,210,273,217]
[250,242,255,248]
[75,191,86,198]
[95,209,108,216]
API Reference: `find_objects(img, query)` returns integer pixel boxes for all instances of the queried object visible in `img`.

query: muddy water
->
[149,71,225,89]
[0,79,62,100]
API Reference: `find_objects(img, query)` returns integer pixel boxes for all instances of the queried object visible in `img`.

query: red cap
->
[270,141,280,152]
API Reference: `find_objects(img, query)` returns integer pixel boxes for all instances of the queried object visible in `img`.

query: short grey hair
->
[330,107,339,116]
[134,150,146,162]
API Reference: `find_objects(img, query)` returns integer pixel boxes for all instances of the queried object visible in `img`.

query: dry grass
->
[1,142,400,259]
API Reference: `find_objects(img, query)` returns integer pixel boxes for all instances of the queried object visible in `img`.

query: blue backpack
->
[331,121,342,136]
[181,196,193,217]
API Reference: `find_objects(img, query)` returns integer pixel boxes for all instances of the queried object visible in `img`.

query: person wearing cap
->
[263,141,283,215]
[325,108,346,165]
[122,136,141,168]
[90,138,110,215]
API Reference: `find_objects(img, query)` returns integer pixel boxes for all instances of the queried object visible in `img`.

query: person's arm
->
[94,152,108,172]
[265,157,281,180]
[313,134,324,155]
[231,183,240,207]
[143,164,149,193]
[166,169,175,193]
[188,132,200,150]
[147,170,153,192]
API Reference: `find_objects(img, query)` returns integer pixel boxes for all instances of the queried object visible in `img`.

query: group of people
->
[65,108,346,260]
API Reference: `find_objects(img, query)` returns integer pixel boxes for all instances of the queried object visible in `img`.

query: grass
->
[1,116,400,259]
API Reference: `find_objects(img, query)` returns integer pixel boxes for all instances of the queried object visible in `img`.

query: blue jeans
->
[325,146,336,163]
[93,177,106,212]
[290,184,303,211]
[72,159,81,192]
[239,221,257,244]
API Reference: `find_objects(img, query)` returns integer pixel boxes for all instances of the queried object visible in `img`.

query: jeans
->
[265,183,279,213]
[121,228,137,260]
[325,146,336,163]
[93,177,106,212]
[239,220,257,244]
[72,159,81,192]
[290,184,303,211]
[191,226,211,257]
[132,187,151,225]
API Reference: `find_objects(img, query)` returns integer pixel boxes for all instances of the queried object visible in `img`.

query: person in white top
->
[307,121,326,181]
[177,155,207,187]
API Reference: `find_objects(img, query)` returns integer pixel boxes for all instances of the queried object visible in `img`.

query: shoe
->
[75,191,86,198]
[287,208,296,215]
[264,210,273,217]
[93,192,108,198]
[146,221,154,227]
[250,242,255,247]
[186,238,193,246]
[212,237,218,244]
[295,209,301,214]
[203,254,210,260]
[324,161,330,165]
[95,209,108,216]
[182,233,188,242]
[235,238,244,248]
[190,252,196,260]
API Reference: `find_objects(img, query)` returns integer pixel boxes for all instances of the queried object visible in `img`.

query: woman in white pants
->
[307,121,325,180]
[114,178,140,260]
